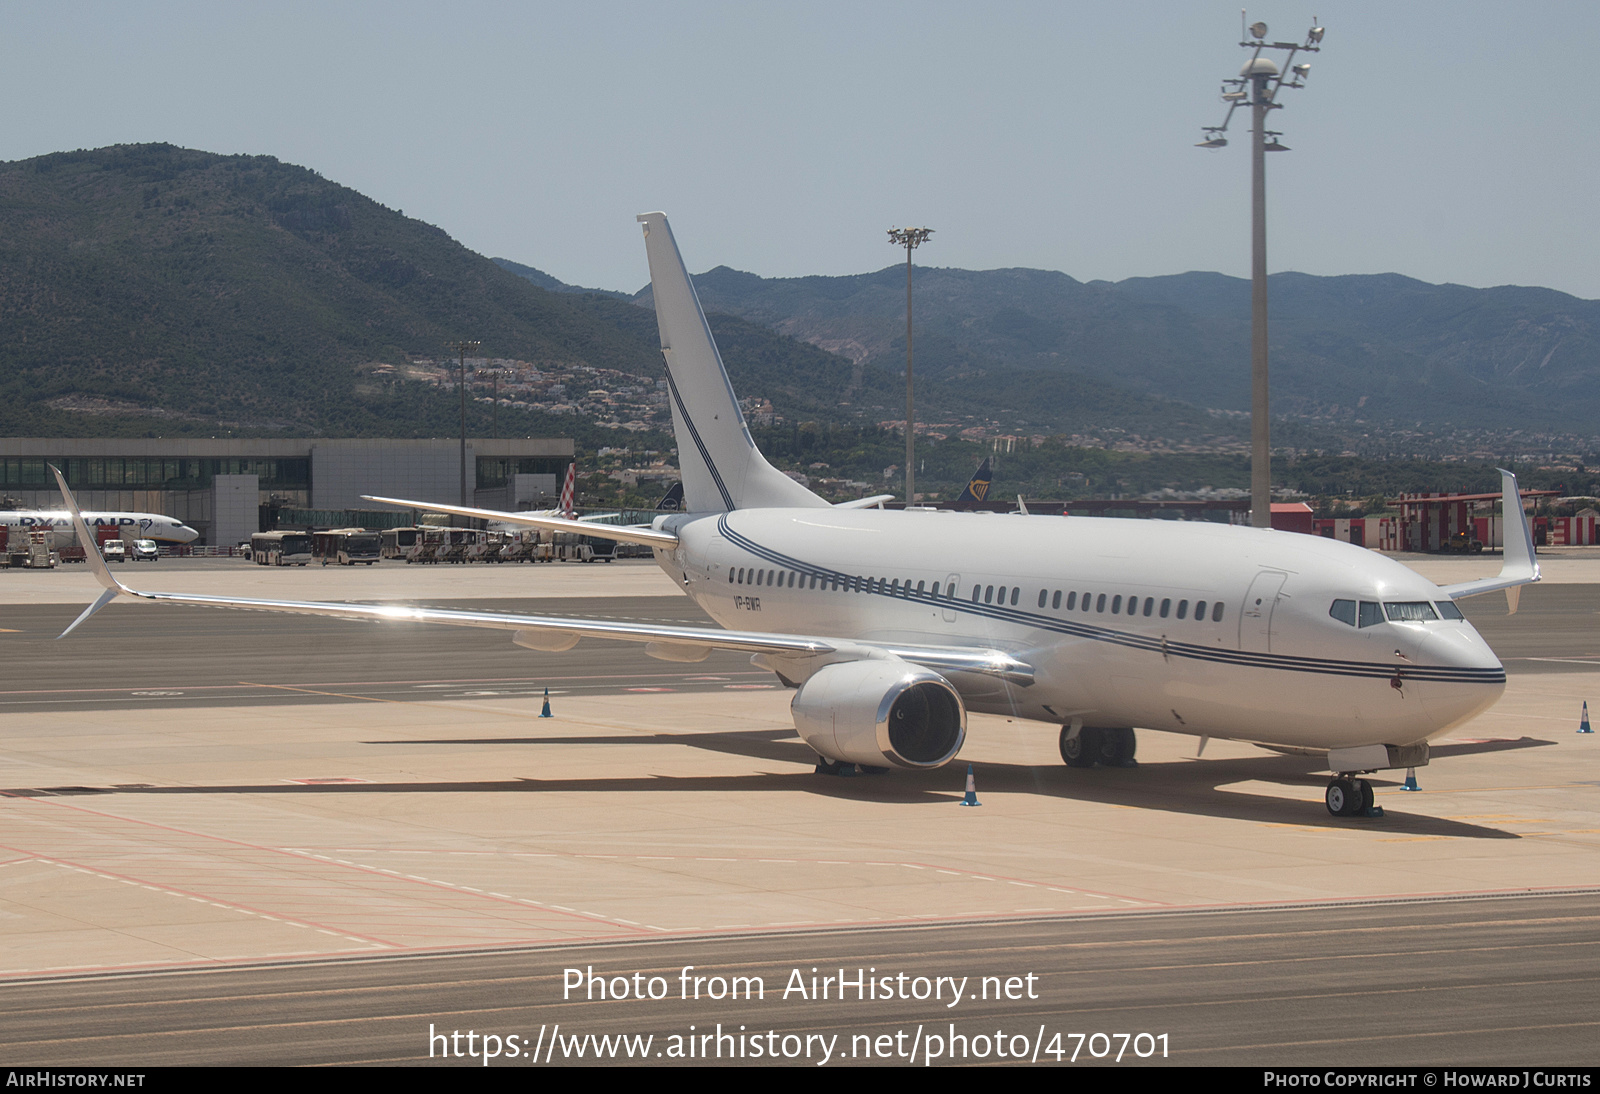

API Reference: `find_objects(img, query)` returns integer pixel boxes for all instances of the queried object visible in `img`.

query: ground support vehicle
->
[250,531,313,566]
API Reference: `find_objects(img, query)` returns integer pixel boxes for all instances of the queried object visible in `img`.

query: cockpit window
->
[1329,599,1357,626]
[1357,601,1385,628]
[1384,601,1439,623]
[1436,601,1464,621]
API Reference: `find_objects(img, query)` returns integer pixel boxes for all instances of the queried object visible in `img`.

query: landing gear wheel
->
[1102,727,1137,767]
[813,756,856,777]
[1357,778,1375,814]
[1060,725,1097,768]
[1325,777,1365,817]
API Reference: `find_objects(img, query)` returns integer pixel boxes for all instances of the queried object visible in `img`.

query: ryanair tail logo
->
[953,458,994,510]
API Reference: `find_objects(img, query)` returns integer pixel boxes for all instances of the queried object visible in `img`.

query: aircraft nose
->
[1422,622,1504,674]
[1417,624,1506,732]
[177,524,200,543]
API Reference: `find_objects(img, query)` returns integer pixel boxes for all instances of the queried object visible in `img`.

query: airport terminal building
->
[0,437,573,546]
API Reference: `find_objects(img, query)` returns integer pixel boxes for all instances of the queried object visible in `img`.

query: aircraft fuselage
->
[0,511,201,547]
[653,507,1505,752]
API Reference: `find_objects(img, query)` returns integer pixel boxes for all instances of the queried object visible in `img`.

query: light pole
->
[887,226,933,505]
[1197,16,1323,528]
[447,339,481,506]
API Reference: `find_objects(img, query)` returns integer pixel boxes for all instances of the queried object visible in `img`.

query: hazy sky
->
[4,1,1596,299]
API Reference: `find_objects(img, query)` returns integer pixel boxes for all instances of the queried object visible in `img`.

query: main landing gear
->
[813,756,888,777]
[1059,726,1137,769]
[1325,776,1382,818]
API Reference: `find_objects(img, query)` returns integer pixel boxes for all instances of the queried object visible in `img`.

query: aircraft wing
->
[833,495,895,510]
[1438,468,1541,613]
[51,468,1031,684]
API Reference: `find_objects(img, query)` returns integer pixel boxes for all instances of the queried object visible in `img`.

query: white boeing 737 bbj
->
[54,213,1540,817]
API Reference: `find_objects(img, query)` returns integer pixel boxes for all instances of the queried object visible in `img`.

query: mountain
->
[636,263,1600,443]
[0,144,675,436]
[6,143,1595,459]
[0,144,868,444]
[490,257,631,300]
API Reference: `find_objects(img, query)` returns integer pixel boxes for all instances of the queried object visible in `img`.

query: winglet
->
[51,464,131,638]
[1497,466,1539,585]
[1438,468,1540,611]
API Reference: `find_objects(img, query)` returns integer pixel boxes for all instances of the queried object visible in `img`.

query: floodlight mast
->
[1197,16,1324,528]
[887,226,933,506]
[448,339,481,506]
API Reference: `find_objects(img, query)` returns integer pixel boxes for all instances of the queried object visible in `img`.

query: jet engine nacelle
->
[791,660,966,769]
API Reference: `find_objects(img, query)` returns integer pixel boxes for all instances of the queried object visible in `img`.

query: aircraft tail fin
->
[559,462,576,519]
[636,213,827,513]
[951,458,994,510]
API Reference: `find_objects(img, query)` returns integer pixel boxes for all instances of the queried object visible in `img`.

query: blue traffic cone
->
[1400,767,1421,791]
[960,764,981,807]
[540,688,553,718]
[1580,701,1593,734]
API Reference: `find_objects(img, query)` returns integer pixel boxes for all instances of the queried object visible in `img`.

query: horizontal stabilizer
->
[361,495,679,548]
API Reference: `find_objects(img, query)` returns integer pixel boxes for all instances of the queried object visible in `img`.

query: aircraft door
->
[1238,570,1288,652]
[942,573,962,623]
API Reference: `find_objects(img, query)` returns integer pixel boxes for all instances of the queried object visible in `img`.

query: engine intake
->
[791,660,966,769]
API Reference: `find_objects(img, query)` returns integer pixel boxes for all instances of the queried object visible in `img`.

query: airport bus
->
[249,531,313,566]
[550,531,616,563]
[312,528,382,566]
[381,526,422,560]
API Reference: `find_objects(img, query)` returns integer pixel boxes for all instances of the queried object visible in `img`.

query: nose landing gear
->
[1325,776,1382,818]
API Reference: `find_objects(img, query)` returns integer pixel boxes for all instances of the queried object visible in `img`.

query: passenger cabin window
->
[1212,602,1225,622]
[1054,591,1064,610]
[1177,599,1188,619]
[1096,593,1106,612]
[1111,595,1122,613]
[1159,598,1171,618]
[1195,600,1207,620]
[1010,587,1019,606]
[1038,589,1047,608]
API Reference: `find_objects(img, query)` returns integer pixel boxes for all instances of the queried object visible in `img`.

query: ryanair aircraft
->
[54,213,1537,818]
[1,509,199,547]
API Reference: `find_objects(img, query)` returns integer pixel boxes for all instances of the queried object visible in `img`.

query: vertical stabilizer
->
[637,213,828,513]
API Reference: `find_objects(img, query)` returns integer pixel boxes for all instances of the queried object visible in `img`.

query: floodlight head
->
[1222,90,1247,101]
[1195,137,1229,149]
[1308,25,1324,43]
[1293,63,1311,77]
[888,227,933,248]
[1249,21,1268,39]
